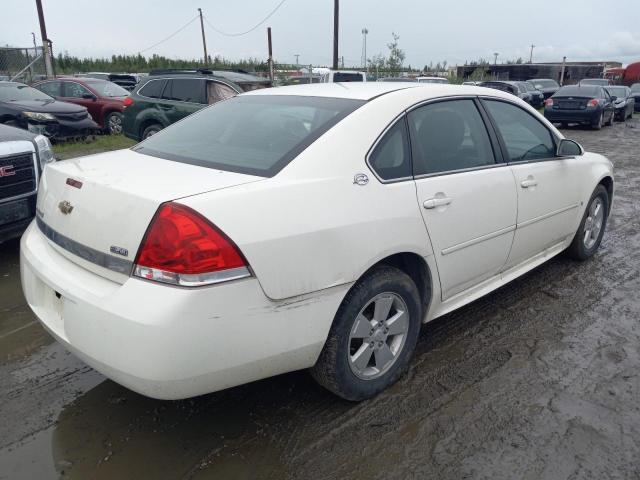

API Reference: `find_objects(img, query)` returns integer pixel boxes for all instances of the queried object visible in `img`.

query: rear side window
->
[134,95,365,177]
[139,79,166,99]
[207,81,237,104]
[163,79,204,103]
[408,99,496,176]
[333,72,363,82]
[368,119,411,181]
[64,82,92,98]
[483,100,555,161]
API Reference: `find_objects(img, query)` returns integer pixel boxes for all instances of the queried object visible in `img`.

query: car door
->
[409,98,518,300]
[600,88,615,122]
[160,78,206,124]
[481,98,583,269]
[61,81,101,122]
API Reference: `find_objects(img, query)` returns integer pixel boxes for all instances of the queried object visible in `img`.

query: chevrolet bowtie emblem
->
[58,200,74,215]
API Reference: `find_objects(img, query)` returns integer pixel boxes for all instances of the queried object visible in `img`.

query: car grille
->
[55,111,88,121]
[0,153,36,200]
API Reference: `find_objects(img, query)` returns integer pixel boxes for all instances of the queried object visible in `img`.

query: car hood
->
[3,99,87,114]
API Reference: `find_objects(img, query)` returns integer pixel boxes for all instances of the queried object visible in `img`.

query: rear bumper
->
[544,108,601,124]
[20,222,347,399]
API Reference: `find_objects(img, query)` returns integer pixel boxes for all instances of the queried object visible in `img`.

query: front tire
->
[311,265,422,401]
[566,185,609,261]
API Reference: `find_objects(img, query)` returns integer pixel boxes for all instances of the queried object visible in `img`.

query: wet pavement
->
[1,119,640,480]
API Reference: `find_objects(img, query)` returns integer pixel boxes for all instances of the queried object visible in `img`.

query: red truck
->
[605,62,640,86]
[33,77,129,134]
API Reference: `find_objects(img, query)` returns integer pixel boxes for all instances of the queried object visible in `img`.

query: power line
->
[138,15,199,54]
[203,0,287,37]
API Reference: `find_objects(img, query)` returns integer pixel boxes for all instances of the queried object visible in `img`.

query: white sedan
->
[20,83,613,401]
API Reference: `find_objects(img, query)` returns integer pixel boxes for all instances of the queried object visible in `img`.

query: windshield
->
[84,80,129,97]
[134,95,365,177]
[580,79,608,86]
[606,87,627,98]
[531,79,558,88]
[0,83,54,102]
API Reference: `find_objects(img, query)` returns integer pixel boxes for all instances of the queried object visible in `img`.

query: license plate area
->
[0,198,30,226]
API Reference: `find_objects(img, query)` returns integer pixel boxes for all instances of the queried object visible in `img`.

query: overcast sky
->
[4,0,640,68]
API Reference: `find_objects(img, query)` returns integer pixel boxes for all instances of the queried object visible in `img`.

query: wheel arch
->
[137,116,164,138]
[598,175,614,215]
[356,251,434,322]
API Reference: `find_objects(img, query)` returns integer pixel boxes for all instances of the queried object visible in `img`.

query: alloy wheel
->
[583,197,604,250]
[348,292,409,380]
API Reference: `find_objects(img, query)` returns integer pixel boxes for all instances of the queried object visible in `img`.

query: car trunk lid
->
[36,148,263,283]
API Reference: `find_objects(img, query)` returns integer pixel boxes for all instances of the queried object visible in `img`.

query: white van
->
[320,70,367,83]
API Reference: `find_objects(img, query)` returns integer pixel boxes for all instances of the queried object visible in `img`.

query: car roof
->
[244,82,516,101]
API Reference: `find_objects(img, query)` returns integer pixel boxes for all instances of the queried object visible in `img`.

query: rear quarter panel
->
[180,90,441,300]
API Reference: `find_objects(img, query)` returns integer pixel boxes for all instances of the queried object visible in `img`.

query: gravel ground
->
[1,118,639,480]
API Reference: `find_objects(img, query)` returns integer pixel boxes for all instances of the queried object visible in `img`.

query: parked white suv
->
[320,70,367,83]
[21,83,613,401]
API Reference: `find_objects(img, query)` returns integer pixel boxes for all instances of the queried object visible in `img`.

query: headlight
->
[23,111,56,121]
[34,134,55,170]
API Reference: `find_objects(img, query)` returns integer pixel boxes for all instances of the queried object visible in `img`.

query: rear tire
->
[142,124,162,139]
[311,265,422,401]
[605,111,614,126]
[592,113,603,130]
[566,185,609,261]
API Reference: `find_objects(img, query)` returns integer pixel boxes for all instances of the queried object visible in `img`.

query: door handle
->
[520,178,538,188]
[423,197,452,209]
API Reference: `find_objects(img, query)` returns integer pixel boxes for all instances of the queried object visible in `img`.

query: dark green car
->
[123,70,270,141]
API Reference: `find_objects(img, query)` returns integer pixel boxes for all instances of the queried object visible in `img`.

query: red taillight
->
[544,98,554,107]
[133,203,250,286]
[586,98,600,108]
[123,97,134,108]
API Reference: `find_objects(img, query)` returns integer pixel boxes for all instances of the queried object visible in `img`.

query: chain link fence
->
[0,46,48,84]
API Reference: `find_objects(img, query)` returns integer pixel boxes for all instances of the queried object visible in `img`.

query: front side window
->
[134,95,364,177]
[368,119,411,180]
[64,82,92,98]
[408,99,496,176]
[139,79,166,99]
[36,81,61,97]
[163,79,204,103]
[483,100,555,162]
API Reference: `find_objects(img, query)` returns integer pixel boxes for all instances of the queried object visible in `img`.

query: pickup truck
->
[0,123,55,243]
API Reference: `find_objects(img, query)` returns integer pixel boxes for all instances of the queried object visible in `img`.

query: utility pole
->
[361,28,368,70]
[35,0,53,78]
[332,0,339,70]
[198,8,209,66]
[529,44,535,64]
[294,54,300,69]
[267,27,274,82]
[493,52,499,65]
[560,56,567,86]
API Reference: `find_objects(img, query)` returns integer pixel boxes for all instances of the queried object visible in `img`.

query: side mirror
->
[82,93,97,100]
[557,138,584,157]
[610,95,617,101]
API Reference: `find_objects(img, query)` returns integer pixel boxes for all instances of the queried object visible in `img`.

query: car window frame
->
[479,96,561,165]
[205,79,240,104]
[161,78,206,104]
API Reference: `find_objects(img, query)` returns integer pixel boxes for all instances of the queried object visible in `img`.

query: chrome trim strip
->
[441,225,516,256]
[36,216,133,275]
[517,203,580,229]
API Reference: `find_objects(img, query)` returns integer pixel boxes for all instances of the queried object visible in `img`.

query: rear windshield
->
[133,95,365,177]
[333,72,364,82]
[530,79,558,88]
[85,80,130,97]
[606,87,627,98]
[580,79,608,86]
[555,86,599,97]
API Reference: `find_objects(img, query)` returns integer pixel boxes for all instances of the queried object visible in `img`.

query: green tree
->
[385,32,405,75]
